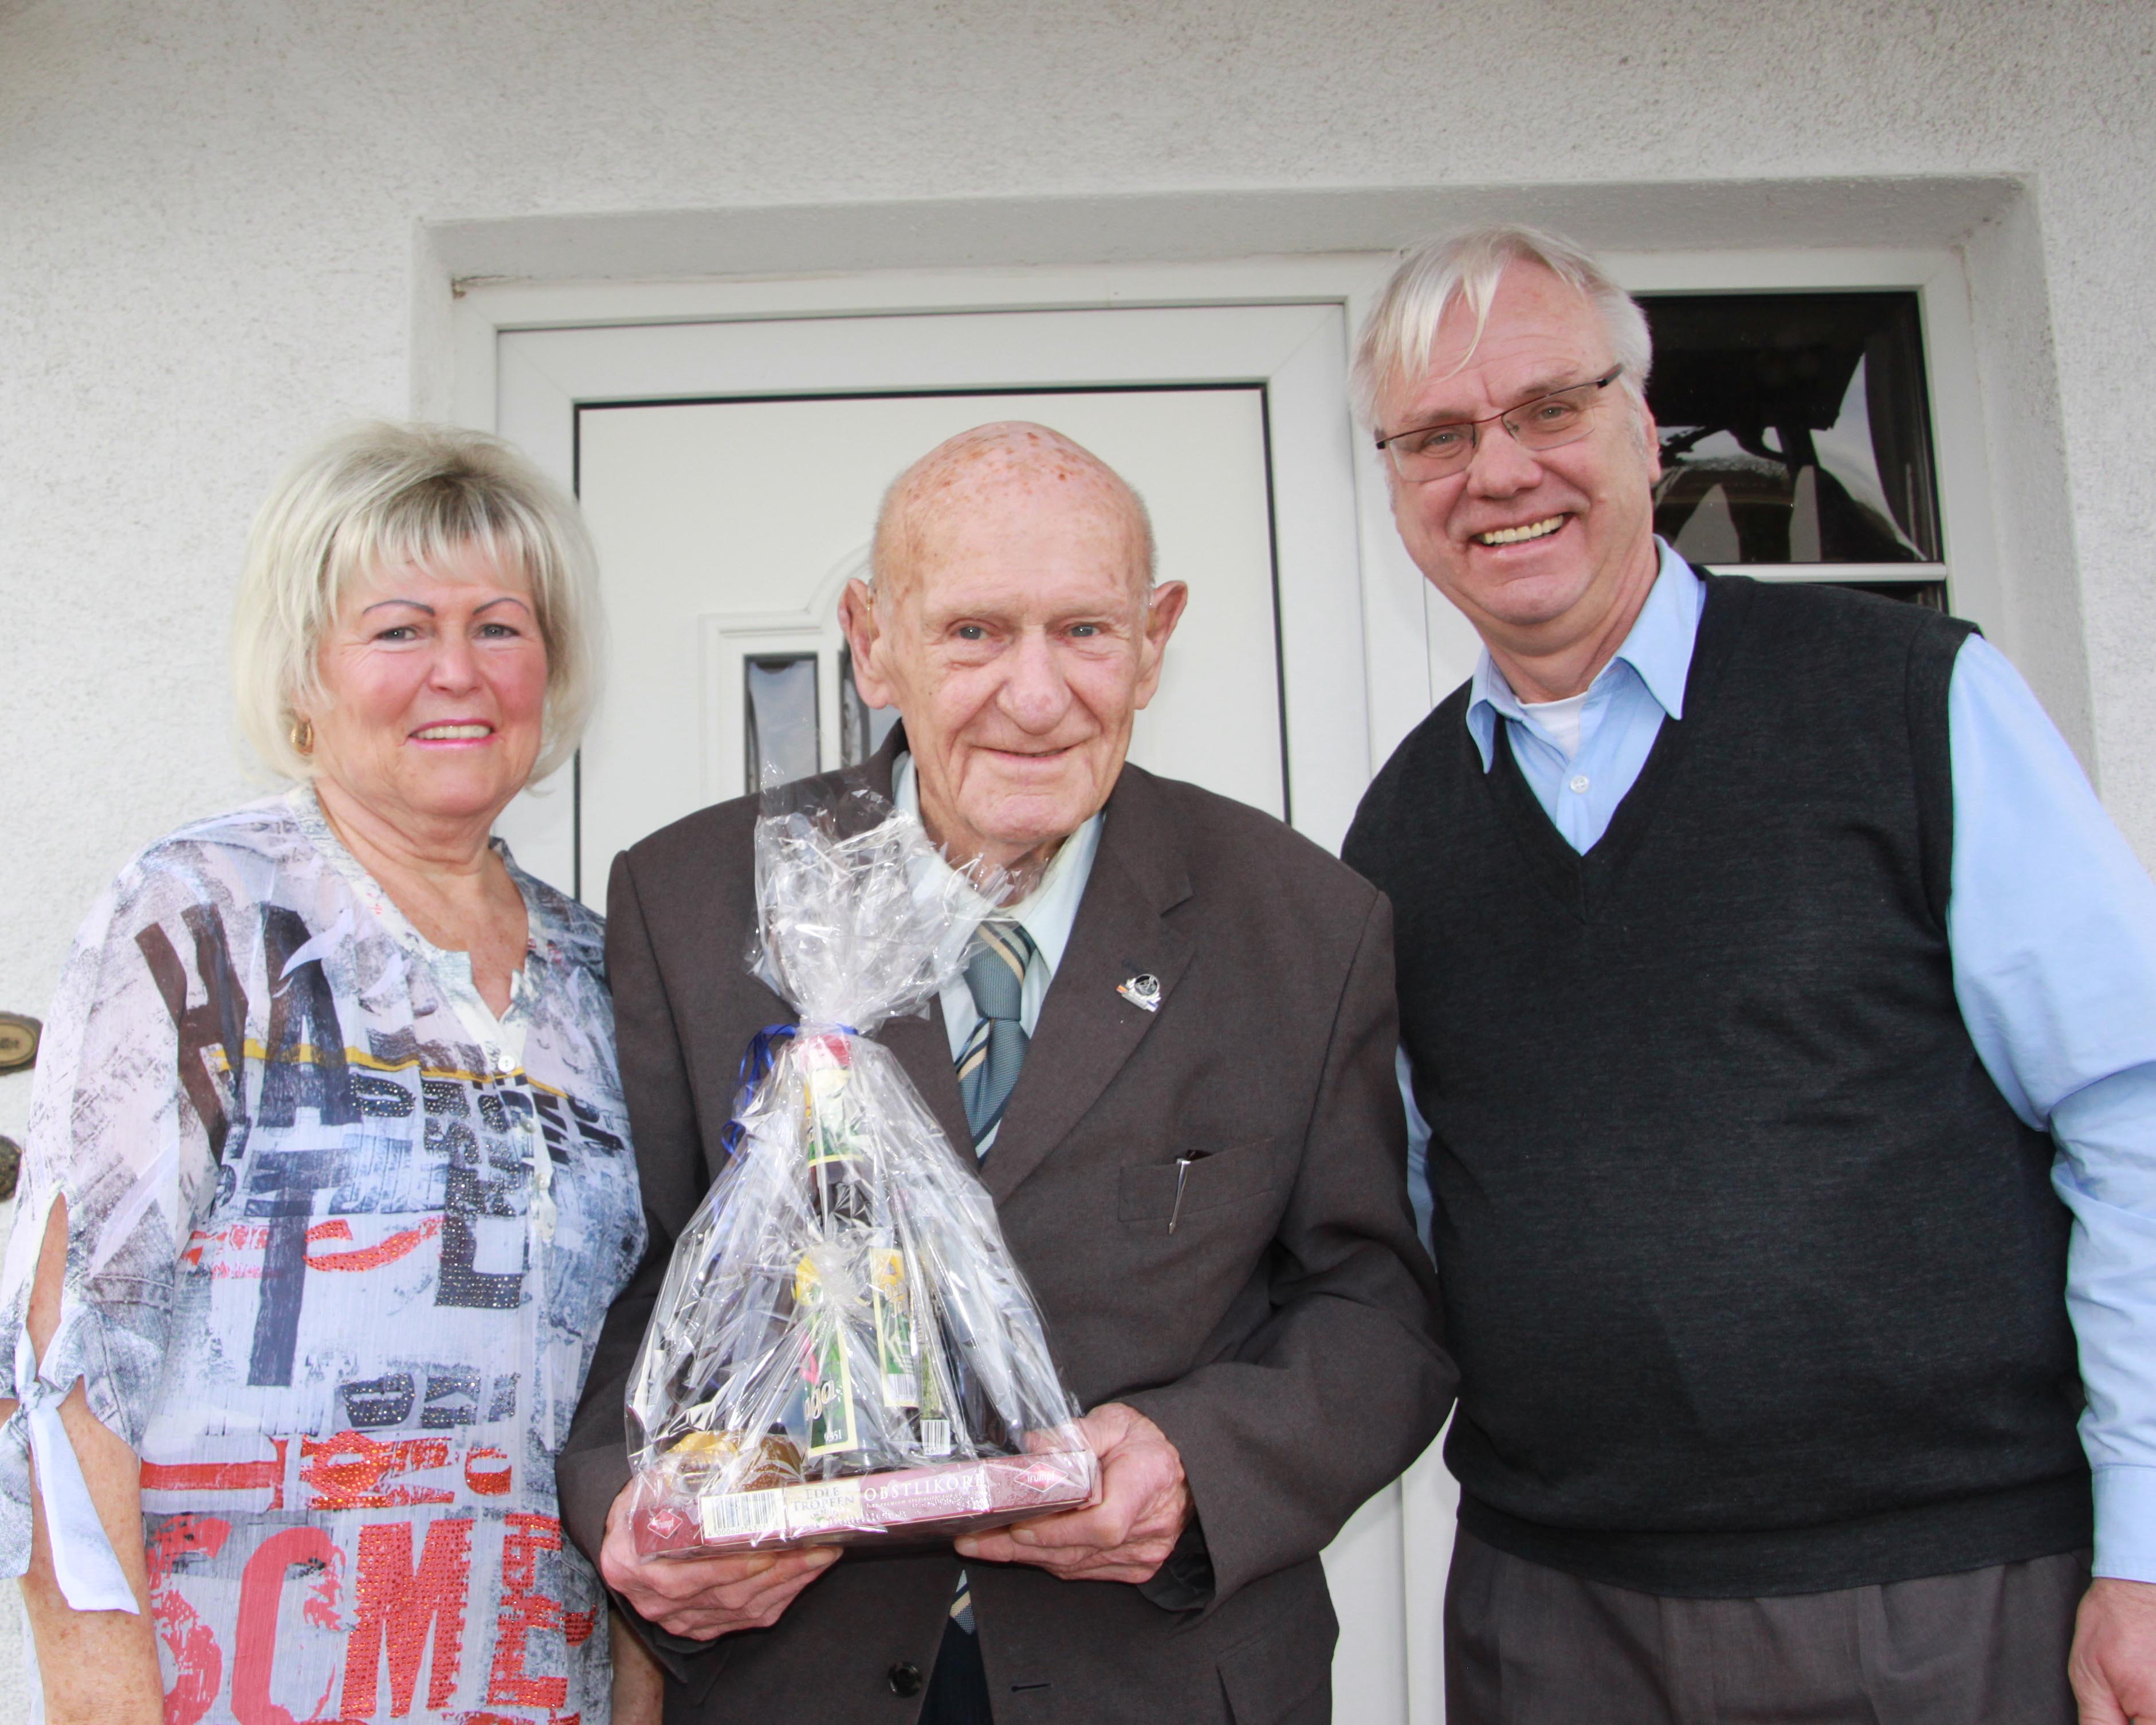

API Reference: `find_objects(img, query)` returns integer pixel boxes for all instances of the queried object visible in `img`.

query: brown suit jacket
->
[558,740,1452,1724]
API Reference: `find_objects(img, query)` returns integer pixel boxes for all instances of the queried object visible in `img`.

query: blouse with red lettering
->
[0,787,646,1723]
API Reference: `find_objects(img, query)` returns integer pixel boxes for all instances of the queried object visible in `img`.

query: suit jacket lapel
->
[981,766,1195,1203]
[829,739,1194,1195]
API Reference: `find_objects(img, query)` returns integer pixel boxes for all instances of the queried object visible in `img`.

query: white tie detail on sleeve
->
[5,1326,138,1613]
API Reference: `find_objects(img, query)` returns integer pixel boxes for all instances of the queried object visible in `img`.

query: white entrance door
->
[571,386,1287,885]
[490,300,1442,1723]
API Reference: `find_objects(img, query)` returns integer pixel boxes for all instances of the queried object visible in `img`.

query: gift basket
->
[625,787,1099,1557]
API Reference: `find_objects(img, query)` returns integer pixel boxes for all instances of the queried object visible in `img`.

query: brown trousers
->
[1444,1530,2088,1725]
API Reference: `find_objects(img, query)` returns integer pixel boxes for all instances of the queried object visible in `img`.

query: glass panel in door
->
[571,387,1285,896]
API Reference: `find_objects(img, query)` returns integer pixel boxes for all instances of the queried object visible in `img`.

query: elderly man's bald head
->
[870,422,1156,602]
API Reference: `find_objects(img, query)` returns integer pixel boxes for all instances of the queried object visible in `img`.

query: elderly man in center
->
[557,421,1452,1724]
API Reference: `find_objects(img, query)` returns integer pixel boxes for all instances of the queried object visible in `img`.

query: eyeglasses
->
[1375,366,1625,482]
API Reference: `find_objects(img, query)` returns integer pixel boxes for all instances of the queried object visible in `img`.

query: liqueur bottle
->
[796,1034,874,1469]
[870,1245,920,1414]
[928,1275,1016,1456]
[794,1249,859,1459]
[800,1036,874,1227]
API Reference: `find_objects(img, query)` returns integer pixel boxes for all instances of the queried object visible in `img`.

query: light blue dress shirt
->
[1397,536,2156,1582]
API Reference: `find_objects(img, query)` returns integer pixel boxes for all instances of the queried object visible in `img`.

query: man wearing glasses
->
[1341,225,2156,1723]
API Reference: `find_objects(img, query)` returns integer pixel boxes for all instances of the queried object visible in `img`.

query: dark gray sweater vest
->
[1344,573,2088,1596]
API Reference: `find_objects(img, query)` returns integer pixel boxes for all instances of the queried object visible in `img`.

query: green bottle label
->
[796,1254,858,1457]
[870,1247,920,1409]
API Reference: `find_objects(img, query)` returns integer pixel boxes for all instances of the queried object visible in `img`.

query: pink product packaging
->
[633,1449,1099,1558]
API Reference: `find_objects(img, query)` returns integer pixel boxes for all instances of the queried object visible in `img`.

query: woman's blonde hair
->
[231,421,602,782]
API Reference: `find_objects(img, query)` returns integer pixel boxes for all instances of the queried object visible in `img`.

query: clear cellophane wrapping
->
[625,790,1098,1557]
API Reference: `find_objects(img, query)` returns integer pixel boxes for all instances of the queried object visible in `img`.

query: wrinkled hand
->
[599,1484,839,1640]
[953,1403,1191,1585]
[2072,1578,2156,1724]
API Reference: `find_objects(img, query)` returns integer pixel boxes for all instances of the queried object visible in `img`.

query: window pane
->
[745,654,820,790]
[839,646,900,767]
[1641,292,1940,564]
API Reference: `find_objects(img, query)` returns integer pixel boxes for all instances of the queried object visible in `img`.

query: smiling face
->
[1377,262,1664,684]
[841,436,1186,876]
[301,539,549,838]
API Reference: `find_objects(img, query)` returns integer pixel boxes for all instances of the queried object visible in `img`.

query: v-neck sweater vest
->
[1345,574,2088,1597]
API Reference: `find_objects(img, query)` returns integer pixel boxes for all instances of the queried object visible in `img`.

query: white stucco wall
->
[2,0,2154,1714]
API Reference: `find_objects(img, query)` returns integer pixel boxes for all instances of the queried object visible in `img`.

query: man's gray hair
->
[1350,225,1654,429]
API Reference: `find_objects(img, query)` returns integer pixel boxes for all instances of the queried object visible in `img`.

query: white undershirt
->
[1519,689,1592,761]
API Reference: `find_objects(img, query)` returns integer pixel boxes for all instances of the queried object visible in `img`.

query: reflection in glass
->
[1642,293,1940,564]
[839,646,900,767]
[745,654,820,790]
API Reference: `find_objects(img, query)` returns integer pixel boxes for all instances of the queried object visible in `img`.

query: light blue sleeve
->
[1947,634,2156,1581]
[1395,1046,1435,1261]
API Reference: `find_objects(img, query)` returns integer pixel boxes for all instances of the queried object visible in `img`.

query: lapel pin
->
[1117,974,1163,1013]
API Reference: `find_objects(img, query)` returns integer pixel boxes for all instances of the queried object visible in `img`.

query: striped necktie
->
[956,920,1036,1151]
[948,919,1039,1650]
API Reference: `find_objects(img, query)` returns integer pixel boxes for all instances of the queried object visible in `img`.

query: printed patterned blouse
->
[0,787,645,1724]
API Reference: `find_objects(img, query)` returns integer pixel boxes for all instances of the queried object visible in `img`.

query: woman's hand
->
[599,1481,841,1640]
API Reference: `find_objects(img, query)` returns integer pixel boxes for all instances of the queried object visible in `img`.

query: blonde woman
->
[0,424,656,1723]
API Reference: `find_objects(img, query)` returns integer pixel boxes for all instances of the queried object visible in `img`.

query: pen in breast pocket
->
[1167,1151,1211,1236]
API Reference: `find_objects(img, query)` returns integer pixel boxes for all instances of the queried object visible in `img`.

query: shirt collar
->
[891,751,1102,974]
[1464,536,1703,770]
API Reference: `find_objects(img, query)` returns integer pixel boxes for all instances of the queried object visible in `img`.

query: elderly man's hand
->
[953,1402,1191,1585]
[598,1484,839,1641]
[2070,1578,2156,1724]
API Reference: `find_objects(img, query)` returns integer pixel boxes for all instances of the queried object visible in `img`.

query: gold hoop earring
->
[290,717,315,756]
